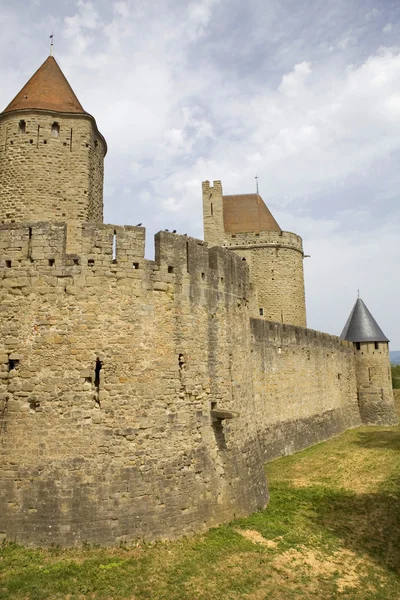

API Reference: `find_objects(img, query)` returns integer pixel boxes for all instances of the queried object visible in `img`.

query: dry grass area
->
[1,402,400,599]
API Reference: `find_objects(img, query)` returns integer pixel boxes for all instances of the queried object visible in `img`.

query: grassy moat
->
[1,400,400,599]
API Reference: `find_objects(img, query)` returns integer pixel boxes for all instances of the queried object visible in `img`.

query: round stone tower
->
[0,55,106,247]
[340,297,398,425]
[202,180,306,327]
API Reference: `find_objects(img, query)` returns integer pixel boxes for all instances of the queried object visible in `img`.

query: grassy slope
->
[1,416,400,599]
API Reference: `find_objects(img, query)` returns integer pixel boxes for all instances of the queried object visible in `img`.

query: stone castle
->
[0,56,397,547]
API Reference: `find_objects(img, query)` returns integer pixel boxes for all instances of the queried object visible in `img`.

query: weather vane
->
[49,32,54,56]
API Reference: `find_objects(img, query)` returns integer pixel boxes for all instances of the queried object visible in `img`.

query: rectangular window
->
[259,308,264,316]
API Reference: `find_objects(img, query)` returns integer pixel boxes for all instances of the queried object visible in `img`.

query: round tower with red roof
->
[0,56,106,250]
[202,180,306,327]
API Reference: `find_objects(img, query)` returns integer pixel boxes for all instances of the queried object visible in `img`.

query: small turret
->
[340,297,398,425]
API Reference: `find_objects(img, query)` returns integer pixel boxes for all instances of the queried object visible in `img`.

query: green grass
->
[1,421,400,599]
[391,364,400,389]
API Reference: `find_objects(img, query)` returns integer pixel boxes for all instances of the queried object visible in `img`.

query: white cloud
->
[278,61,312,97]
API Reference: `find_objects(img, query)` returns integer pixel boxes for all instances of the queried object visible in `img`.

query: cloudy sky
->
[1,0,399,346]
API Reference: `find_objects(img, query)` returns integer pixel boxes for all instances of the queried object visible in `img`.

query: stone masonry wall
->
[227,231,306,327]
[0,112,105,234]
[0,224,267,547]
[250,319,361,461]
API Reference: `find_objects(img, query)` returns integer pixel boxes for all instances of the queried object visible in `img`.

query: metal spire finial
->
[357,289,360,298]
[255,175,259,195]
[49,32,54,56]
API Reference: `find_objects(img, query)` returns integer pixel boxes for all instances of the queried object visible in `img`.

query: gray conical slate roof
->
[340,298,389,343]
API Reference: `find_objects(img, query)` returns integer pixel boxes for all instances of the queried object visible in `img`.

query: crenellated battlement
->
[251,317,353,349]
[223,229,303,254]
[0,223,250,303]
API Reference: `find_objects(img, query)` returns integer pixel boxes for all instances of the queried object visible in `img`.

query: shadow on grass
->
[263,481,400,577]
[352,429,400,451]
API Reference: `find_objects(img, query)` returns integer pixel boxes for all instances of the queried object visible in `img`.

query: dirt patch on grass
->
[235,529,279,548]
[273,546,369,593]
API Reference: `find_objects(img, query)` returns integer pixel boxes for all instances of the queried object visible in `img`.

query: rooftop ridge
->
[340,297,389,343]
[222,192,281,234]
[2,56,85,115]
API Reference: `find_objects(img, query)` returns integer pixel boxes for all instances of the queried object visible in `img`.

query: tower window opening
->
[259,308,264,316]
[355,342,361,351]
[112,230,117,262]
[19,120,26,134]
[210,203,213,216]
[51,122,60,137]
[8,357,19,371]
[374,342,379,350]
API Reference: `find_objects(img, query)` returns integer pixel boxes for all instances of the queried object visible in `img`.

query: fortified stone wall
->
[226,231,306,327]
[0,112,105,230]
[250,319,361,461]
[0,224,267,546]
[354,342,397,425]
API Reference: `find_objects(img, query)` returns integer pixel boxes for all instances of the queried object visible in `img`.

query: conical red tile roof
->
[222,194,281,233]
[2,56,85,114]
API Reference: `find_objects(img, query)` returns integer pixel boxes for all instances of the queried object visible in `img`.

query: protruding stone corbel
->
[210,409,239,422]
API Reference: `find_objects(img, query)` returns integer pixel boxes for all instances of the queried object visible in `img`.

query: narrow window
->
[259,308,264,316]
[88,259,95,267]
[94,357,102,406]
[210,202,213,216]
[70,128,73,151]
[51,122,60,137]
[48,259,55,266]
[368,367,372,382]
[94,358,102,393]
[19,120,26,133]
[374,342,379,350]
[356,342,361,351]
[5,260,11,268]
[132,262,139,269]
[168,266,174,273]
[112,230,117,262]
